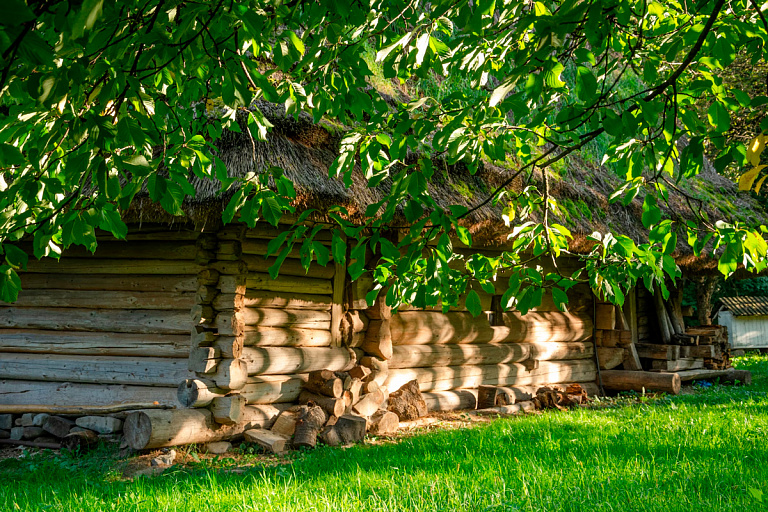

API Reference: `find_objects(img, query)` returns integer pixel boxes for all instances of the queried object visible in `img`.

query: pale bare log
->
[422,390,478,412]
[242,327,333,348]
[240,347,356,375]
[0,380,178,407]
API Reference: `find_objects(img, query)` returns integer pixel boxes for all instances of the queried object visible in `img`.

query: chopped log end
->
[243,429,288,454]
[270,411,298,437]
[387,380,428,421]
[124,411,152,451]
[298,391,345,418]
[332,415,367,444]
[293,420,319,448]
[368,410,398,435]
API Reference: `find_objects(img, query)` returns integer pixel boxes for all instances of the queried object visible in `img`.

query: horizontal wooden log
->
[601,370,681,395]
[25,259,202,275]
[389,342,593,369]
[241,238,303,258]
[681,345,716,358]
[214,336,244,359]
[7,290,196,310]
[96,228,201,241]
[19,274,198,293]
[178,375,307,407]
[422,390,478,412]
[0,354,189,387]
[242,327,333,347]
[0,330,190,357]
[0,308,191,334]
[214,359,248,391]
[213,291,332,311]
[246,273,332,295]
[240,308,332,329]
[389,311,592,345]
[20,241,199,260]
[124,406,287,449]
[244,224,333,242]
[635,343,680,360]
[384,360,597,392]
[240,347,356,375]
[650,358,704,371]
[0,380,178,407]
[242,255,335,279]
[0,403,172,415]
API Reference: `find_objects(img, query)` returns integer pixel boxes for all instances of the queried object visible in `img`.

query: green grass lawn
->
[3,355,768,512]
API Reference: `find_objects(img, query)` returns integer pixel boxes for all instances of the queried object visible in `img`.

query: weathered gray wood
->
[245,273,333,295]
[240,308,332,329]
[7,290,196,310]
[0,354,189,386]
[19,241,199,260]
[0,380,179,407]
[243,255,336,279]
[0,308,191,334]
[0,330,190,357]
[25,259,202,274]
[19,274,198,292]
[650,358,704,371]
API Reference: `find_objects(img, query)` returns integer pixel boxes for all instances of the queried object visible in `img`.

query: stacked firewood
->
[242,369,428,453]
[636,325,730,371]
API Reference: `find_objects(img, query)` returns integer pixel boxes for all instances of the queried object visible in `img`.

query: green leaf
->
[707,101,730,133]
[552,288,569,312]
[262,196,283,226]
[465,290,483,317]
[641,195,661,228]
[287,31,305,55]
[313,241,330,267]
[0,265,22,303]
[490,76,517,107]
[3,244,28,270]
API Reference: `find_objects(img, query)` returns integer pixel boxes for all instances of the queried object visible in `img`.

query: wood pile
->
[637,323,730,372]
[0,411,125,451]
[239,370,417,453]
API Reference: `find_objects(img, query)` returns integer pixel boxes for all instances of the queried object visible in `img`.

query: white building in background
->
[715,296,768,350]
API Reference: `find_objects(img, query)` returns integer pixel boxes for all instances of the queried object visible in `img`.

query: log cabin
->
[0,102,764,448]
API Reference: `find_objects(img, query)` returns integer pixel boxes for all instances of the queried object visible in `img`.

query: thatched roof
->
[124,102,768,275]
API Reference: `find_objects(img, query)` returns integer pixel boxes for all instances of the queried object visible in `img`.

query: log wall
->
[343,253,597,396]
[183,224,346,422]
[0,226,202,408]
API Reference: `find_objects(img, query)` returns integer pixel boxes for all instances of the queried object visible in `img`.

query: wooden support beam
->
[601,370,681,394]
[0,380,179,407]
[240,346,356,375]
[0,307,191,334]
[19,274,198,293]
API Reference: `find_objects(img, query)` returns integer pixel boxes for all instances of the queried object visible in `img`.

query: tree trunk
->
[695,276,719,325]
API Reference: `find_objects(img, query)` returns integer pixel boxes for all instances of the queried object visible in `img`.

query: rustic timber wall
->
[0,226,203,408]
[179,223,350,425]
[343,253,597,409]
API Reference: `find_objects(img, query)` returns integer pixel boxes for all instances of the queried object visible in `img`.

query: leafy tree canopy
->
[2,0,768,313]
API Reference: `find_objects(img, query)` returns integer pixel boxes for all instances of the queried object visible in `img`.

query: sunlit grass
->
[2,354,768,511]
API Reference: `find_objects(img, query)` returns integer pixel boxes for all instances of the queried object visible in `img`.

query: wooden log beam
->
[241,327,333,347]
[0,380,179,407]
[0,354,189,387]
[19,241,200,260]
[389,342,594,369]
[213,291,332,311]
[389,311,592,345]
[214,309,332,335]
[242,255,336,279]
[635,343,681,360]
[0,308,191,334]
[218,273,333,295]
[8,290,196,310]
[601,370,681,395]
[124,407,287,450]
[651,358,704,371]
[240,308,332,329]
[0,403,173,415]
[384,360,597,392]
[19,274,198,292]
[0,330,190,357]
[422,390,478,412]
[24,259,202,275]
[240,346,356,375]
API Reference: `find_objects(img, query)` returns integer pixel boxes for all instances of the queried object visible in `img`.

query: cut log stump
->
[243,429,288,454]
[387,380,427,420]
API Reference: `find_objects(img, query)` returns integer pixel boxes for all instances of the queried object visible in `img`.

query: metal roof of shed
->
[719,296,768,316]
